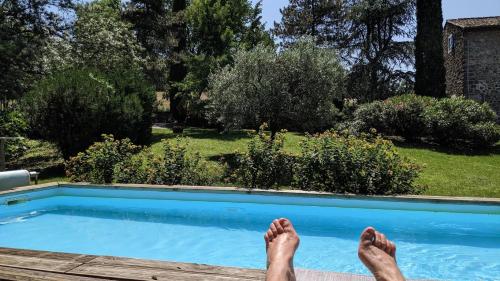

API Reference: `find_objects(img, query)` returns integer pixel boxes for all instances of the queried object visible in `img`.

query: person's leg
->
[358,227,405,281]
[264,218,300,281]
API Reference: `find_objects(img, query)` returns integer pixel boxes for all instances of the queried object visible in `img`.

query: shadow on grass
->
[393,139,500,156]
[150,127,254,144]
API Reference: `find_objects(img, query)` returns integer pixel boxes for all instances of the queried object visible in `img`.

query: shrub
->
[24,68,154,159]
[66,135,141,184]
[114,138,217,186]
[384,94,435,140]
[424,97,500,147]
[234,125,294,189]
[351,94,435,140]
[349,100,389,135]
[0,110,28,160]
[293,131,420,195]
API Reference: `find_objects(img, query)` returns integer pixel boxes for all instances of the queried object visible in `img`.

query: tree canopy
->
[275,0,416,101]
[208,38,345,134]
[0,0,73,105]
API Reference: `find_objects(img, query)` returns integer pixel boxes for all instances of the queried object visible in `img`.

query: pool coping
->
[1,182,499,205]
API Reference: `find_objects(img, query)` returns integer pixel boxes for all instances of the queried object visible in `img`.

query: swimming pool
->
[0,185,499,281]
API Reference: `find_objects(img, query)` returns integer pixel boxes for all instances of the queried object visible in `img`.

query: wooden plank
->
[0,248,96,263]
[69,263,262,281]
[0,265,111,281]
[82,256,266,279]
[0,254,83,273]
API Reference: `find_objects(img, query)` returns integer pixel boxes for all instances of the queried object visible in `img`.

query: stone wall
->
[463,29,500,117]
[443,24,465,97]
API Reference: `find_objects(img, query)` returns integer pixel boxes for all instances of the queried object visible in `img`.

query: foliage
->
[168,0,189,122]
[208,38,345,134]
[415,0,446,98]
[65,135,141,184]
[293,131,421,195]
[73,0,145,73]
[175,0,272,123]
[0,110,28,160]
[424,97,500,147]
[345,0,416,101]
[114,138,216,186]
[0,0,73,102]
[24,68,154,158]
[351,94,435,140]
[273,0,342,47]
[274,0,416,101]
[233,125,293,189]
[7,139,63,172]
[352,95,500,148]
[123,0,172,90]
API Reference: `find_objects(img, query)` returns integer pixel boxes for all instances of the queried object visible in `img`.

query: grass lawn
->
[151,127,500,198]
[396,145,500,198]
[19,127,500,198]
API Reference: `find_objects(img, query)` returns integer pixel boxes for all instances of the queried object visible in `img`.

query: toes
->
[360,227,376,246]
[375,232,388,251]
[389,241,397,259]
[270,222,279,237]
[279,218,293,231]
[264,233,269,250]
[267,229,274,241]
[273,219,284,234]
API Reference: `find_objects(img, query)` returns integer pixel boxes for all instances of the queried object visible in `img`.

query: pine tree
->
[415,0,446,98]
[273,0,343,47]
[169,0,188,123]
[123,0,172,90]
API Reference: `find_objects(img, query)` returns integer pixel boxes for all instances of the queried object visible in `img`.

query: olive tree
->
[208,38,345,135]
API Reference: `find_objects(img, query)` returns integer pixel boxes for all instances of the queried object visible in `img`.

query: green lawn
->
[20,127,500,198]
[151,127,500,198]
[396,145,500,197]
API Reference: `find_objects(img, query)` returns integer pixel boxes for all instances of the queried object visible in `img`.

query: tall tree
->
[0,0,73,106]
[275,0,415,101]
[273,0,344,47]
[345,0,415,101]
[175,0,271,123]
[414,0,445,98]
[169,0,188,123]
[73,0,145,73]
[123,0,172,90]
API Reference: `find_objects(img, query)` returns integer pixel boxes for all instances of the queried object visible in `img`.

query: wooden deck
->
[0,247,416,281]
[0,248,434,281]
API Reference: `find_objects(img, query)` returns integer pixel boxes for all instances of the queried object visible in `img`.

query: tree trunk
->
[415,0,446,98]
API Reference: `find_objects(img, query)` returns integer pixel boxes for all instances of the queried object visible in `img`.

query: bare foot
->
[358,227,405,281]
[264,218,300,281]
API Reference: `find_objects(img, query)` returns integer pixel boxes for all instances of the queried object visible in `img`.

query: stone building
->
[443,16,500,116]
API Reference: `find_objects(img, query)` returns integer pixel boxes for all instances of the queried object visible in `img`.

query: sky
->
[252,0,500,30]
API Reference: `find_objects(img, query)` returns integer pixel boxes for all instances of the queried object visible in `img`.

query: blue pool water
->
[0,187,499,281]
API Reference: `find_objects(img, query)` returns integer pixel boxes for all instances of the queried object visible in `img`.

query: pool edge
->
[2,182,499,205]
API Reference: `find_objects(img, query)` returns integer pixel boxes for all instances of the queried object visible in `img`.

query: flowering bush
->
[114,138,217,186]
[351,94,434,140]
[424,97,500,147]
[233,124,294,189]
[65,135,141,184]
[293,131,421,195]
[351,95,500,148]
